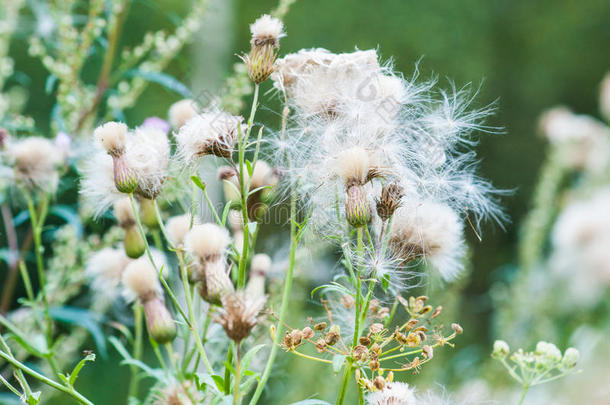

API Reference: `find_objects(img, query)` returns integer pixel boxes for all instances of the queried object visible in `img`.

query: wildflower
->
[122,256,176,344]
[169,99,198,129]
[561,347,579,369]
[184,223,234,303]
[491,340,510,359]
[5,136,62,193]
[142,116,170,135]
[114,198,146,259]
[242,14,285,84]
[366,382,416,405]
[85,248,131,298]
[214,291,266,343]
[127,125,170,200]
[388,200,465,280]
[246,253,271,298]
[175,110,243,163]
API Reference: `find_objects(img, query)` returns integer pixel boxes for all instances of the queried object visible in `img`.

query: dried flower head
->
[169,99,198,129]
[184,223,231,261]
[6,137,62,192]
[176,110,243,162]
[377,183,403,221]
[94,121,128,157]
[215,291,266,343]
[388,200,465,280]
[242,15,285,84]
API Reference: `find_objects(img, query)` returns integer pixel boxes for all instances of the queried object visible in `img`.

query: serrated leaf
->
[124,69,192,98]
[332,355,346,374]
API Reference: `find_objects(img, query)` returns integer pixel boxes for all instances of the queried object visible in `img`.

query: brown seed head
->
[376,183,403,221]
[373,376,386,391]
[302,326,314,340]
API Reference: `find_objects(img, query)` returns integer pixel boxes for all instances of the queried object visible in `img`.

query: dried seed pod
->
[369,359,380,372]
[370,343,381,355]
[373,376,386,391]
[405,319,418,330]
[341,294,355,309]
[359,336,371,346]
[302,326,314,340]
[395,330,408,345]
[315,338,327,353]
[406,332,421,347]
[422,345,434,359]
[431,306,442,318]
[369,323,384,335]
[314,322,327,331]
[451,323,463,334]
[352,345,368,361]
[325,325,340,346]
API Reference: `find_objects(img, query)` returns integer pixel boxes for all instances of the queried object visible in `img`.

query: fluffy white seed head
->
[122,256,162,302]
[176,111,243,163]
[251,253,271,276]
[335,146,371,185]
[538,107,608,144]
[366,382,416,405]
[126,126,170,199]
[251,160,278,189]
[166,214,197,247]
[7,137,62,192]
[389,200,465,280]
[184,223,231,260]
[94,121,128,156]
[169,99,198,129]
[86,248,131,295]
[600,72,610,122]
[249,14,285,45]
[113,197,136,227]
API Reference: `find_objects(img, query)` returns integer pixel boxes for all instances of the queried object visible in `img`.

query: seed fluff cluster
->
[271,48,506,280]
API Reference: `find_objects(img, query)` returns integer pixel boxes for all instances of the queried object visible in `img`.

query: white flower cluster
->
[366,382,465,405]
[272,48,505,280]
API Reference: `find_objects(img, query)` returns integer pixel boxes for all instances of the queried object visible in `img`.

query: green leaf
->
[211,375,225,392]
[124,69,192,98]
[381,273,390,291]
[221,202,233,226]
[191,175,206,191]
[12,210,30,227]
[246,160,254,177]
[69,353,96,386]
[241,344,265,374]
[45,75,58,94]
[26,391,41,405]
[332,355,346,374]
[49,307,107,358]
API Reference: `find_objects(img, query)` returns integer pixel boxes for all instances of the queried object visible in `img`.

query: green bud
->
[345,185,371,227]
[143,298,177,344]
[139,198,159,228]
[112,155,138,194]
[124,226,145,259]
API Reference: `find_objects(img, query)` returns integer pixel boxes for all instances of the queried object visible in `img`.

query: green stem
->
[237,83,260,288]
[0,350,93,405]
[518,385,529,405]
[233,343,242,405]
[248,165,298,405]
[336,362,353,405]
[128,303,143,399]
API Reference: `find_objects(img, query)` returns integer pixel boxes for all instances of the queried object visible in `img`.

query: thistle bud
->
[124,226,146,259]
[376,183,403,221]
[345,185,371,227]
[112,154,138,194]
[242,15,285,84]
[139,198,159,228]
[143,297,177,344]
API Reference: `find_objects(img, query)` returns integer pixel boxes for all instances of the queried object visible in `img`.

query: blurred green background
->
[7,0,610,403]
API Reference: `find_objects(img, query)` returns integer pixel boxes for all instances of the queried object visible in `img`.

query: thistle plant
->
[492,340,580,405]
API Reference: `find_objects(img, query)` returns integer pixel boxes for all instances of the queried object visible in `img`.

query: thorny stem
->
[237,83,260,288]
